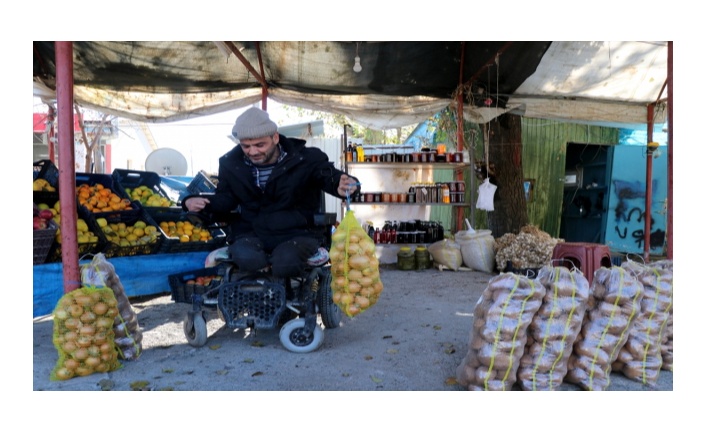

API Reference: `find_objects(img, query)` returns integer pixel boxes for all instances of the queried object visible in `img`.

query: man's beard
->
[248,144,279,166]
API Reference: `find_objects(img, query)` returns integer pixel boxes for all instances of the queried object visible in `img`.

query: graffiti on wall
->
[612,179,665,251]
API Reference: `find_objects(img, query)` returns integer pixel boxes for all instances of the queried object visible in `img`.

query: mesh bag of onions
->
[51,286,122,380]
[612,259,673,386]
[329,210,384,317]
[81,253,143,360]
[564,266,644,391]
[517,265,590,390]
[456,272,545,390]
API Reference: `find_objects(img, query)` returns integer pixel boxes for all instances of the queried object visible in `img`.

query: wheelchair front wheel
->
[279,319,324,353]
[183,311,208,347]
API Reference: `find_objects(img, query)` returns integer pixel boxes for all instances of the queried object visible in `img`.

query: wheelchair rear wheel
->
[317,268,341,329]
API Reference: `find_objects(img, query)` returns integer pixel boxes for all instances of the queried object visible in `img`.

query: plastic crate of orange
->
[75,173,136,216]
[152,211,227,254]
[168,266,224,303]
[93,205,164,258]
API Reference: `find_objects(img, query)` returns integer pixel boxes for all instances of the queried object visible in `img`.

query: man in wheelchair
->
[183,106,360,279]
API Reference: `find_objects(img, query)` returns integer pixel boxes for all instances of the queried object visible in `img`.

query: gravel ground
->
[33,265,672,392]
[29,264,679,428]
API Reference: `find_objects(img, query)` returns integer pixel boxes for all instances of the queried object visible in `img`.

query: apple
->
[34,216,47,230]
[39,209,54,221]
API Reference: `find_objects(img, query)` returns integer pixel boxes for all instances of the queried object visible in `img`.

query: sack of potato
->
[329,210,384,317]
[565,266,644,391]
[51,286,122,380]
[456,272,545,390]
[648,260,673,371]
[81,253,143,360]
[611,260,673,386]
[517,265,590,390]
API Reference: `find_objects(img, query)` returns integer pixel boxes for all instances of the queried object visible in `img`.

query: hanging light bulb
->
[353,42,362,73]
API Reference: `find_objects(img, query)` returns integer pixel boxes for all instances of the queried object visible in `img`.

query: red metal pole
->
[456,42,466,232]
[55,41,81,293]
[644,104,654,262]
[667,42,673,260]
[47,105,56,162]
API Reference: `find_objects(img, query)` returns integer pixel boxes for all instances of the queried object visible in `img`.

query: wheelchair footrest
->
[218,278,286,329]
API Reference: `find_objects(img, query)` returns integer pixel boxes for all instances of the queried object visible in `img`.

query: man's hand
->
[338,174,359,197]
[184,197,210,212]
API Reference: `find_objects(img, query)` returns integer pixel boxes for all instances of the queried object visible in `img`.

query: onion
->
[99,342,113,353]
[347,282,361,294]
[359,276,373,287]
[84,356,101,369]
[73,347,89,361]
[79,325,96,337]
[346,304,361,316]
[348,254,369,269]
[348,233,361,243]
[87,345,101,357]
[63,331,78,342]
[92,302,109,316]
[54,367,74,380]
[347,269,363,281]
[77,336,93,348]
[74,294,94,307]
[54,308,69,320]
[63,358,80,371]
[80,311,97,324]
[339,293,354,305]
[355,296,370,308]
[69,304,84,318]
[63,317,81,330]
[62,341,78,353]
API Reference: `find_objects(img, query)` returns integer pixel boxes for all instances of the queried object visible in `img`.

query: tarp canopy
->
[32,41,669,129]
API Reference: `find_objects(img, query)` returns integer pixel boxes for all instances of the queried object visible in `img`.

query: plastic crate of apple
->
[329,211,384,317]
[98,218,161,247]
[158,220,214,243]
[124,185,176,207]
[37,201,101,245]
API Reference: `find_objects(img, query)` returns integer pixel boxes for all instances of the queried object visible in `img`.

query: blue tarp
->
[33,251,209,318]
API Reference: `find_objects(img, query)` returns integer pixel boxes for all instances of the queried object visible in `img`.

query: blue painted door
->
[604,145,668,255]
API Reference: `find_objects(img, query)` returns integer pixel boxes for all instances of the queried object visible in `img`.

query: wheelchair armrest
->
[313,213,337,227]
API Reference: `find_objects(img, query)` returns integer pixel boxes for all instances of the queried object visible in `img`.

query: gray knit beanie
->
[231,107,278,140]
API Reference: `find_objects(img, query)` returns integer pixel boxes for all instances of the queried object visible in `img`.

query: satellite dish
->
[145,148,188,176]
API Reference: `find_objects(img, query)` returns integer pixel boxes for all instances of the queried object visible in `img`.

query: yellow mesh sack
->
[51,286,122,381]
[329,210,383,317]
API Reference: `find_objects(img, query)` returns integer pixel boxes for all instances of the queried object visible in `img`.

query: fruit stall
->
[33,161,221,317]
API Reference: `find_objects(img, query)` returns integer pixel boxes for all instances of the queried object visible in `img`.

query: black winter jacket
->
[184,134,358,249]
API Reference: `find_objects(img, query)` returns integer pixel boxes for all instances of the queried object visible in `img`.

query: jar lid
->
[415,246,427,251]
[399,246,411,251]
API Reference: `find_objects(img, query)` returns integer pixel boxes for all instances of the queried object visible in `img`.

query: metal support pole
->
[55,41,81,293]
[644,104,654,262]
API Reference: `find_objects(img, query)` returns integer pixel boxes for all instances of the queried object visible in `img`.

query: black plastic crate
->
[112,169,179,208]
[33,220,58,265]
[94,205,164,258]
[75,172,139,216]
[46,205,108,263]
[33,159,60,202]
[186,171,217,195]
[151,210,227,254]
[168,266,225,303]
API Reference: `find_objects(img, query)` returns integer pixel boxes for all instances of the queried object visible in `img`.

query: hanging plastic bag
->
[476,178,497,211]
[329,210,384,317]
[81,253,143,360]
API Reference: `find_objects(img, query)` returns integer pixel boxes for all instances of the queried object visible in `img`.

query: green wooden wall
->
[430,118,619,237]
[521,118,618,237]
